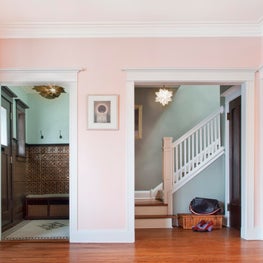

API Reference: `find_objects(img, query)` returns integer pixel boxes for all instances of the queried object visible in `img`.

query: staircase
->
[135,107,224,228]
[135,199,174,228]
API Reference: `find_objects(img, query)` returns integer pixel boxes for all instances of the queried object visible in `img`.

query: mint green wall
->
[26,93,69,144]
[135,85,222,190]
[173,156,225,215]
[10,86,30,139]
[10,87,69,144]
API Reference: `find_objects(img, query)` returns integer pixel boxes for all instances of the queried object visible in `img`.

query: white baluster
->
[175,145,178,183]
[204,124,207,160]
[197,130,199,165]
[163,108,223,195]
[200,127,204,163]
[191,133,195,170]
[213,117,217,152]
[179,143,182,180]
[217,115,221,149]
[189,137,191,173]
[184,140,187,175]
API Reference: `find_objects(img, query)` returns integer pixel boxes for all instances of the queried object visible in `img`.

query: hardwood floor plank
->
[1,228,263,262]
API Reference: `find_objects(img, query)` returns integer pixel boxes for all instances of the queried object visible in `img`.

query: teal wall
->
[10,87,69,144]
[173,155,225,214]
[9,86,30,139]
[135,84,225,213]
[26,93,69,144]
[135,85,223,183]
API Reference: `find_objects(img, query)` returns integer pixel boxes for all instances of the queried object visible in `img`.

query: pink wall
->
[0,37,261,230]
[0,38,261,68]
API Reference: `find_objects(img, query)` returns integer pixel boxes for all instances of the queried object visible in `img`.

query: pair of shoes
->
[192,220,213,232]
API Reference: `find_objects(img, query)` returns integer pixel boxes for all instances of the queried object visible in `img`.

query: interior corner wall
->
[135,85,221,190]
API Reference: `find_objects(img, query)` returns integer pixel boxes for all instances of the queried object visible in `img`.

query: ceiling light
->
[33,85,66,99]
[155,88,173,106]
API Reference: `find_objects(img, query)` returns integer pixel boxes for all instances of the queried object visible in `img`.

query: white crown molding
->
[0,21,262,38]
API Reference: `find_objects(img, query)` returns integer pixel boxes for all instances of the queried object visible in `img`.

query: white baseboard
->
[135,218,172,229]
[70,228,134,243]
[135,183,163,200]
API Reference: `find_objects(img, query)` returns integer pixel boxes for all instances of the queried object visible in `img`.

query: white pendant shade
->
[155,88,173,106]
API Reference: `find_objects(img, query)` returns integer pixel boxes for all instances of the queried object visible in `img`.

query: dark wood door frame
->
[1,86,17,231]
[228,96,241,230]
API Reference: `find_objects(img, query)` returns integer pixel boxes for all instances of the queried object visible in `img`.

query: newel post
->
[162,137,174,215]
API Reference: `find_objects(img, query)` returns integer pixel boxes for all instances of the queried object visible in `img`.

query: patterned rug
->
[2,220,69,240]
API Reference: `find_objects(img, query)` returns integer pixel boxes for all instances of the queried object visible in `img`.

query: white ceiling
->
[0,0,263,37]
[0,0,263,23]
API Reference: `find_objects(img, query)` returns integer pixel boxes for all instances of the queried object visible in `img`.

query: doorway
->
[1,87,16,230]
[1,85,70,240]
[0,69,79,242]
[228,96,241,230]
[125,68,256,241]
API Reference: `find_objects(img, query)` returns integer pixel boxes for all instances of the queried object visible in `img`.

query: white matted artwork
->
[87,95,119,130]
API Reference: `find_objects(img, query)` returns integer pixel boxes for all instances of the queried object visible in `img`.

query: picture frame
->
[135,105,142,139]
[87,95,119,130]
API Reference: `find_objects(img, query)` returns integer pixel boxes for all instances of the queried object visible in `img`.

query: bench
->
[25,194,69,219]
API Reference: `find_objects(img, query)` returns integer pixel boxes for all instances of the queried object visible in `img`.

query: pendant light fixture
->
[33,84,66,99]
[155,86,173,106]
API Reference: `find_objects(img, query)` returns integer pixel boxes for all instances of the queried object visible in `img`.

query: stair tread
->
[135,199,167,206]
[136,215,176,220]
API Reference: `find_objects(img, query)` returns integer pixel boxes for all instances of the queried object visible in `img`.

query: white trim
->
[258,67,263,238]
[259,19,263,36]
[125,68,258,240]
[221,85,242,227]
[259,67,263,79]
[241,81,255,239]
[126,80,135,242]
[124,68,256,82]
[68,81,78,243]
[0,21,262,38]
[0,68,82,85]
[221,85,242,100]
[0,68,79,242]
[70,229,134,243]
[135,183,163,200]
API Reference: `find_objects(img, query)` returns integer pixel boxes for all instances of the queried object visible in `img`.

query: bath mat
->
[2,220,69,240]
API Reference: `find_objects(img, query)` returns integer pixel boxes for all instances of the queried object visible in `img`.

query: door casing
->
[125,68,256,240]
[0,69,79,242]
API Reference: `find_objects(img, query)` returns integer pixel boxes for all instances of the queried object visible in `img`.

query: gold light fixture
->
[33,85,66,99]
[155,87,173,106]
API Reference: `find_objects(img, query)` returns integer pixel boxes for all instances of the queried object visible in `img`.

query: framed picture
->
[135,105,142,139]
[87,95,119,130]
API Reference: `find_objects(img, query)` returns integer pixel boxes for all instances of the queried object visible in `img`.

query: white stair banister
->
[162,107,224,198]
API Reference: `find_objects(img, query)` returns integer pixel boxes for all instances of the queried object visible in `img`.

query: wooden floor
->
[1,227,263,262]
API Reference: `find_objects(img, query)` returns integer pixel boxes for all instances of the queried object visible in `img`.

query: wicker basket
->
[177,213,223,229]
